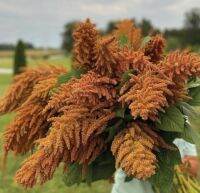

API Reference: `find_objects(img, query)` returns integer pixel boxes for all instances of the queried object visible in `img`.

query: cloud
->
[80,3,127,15]
[0,0,199,47]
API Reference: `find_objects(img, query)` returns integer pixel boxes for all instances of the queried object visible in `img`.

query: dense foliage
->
[0,19,200,193]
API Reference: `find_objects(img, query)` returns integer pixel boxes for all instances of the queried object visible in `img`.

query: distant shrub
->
[13,40,27,75]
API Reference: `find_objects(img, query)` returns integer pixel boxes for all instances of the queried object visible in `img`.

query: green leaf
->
[106,127,117,142]
[156,106,184,132]
[85,165,93,185]
[149,149,181,193]
[179,102,200,157]
[105,119,123,142]
[87,151,115,182]
[180,123,194,144]
[159,130,181,144]
[57,68,85,85]
[124,114,133,122]
[189,125,200,158]
[94,151,115,165]
[105,126,117,142]
[115,108,126,118]
[121,69,136,82]
[117,69,136,90]
[141,36,151,48]
[118,34,129,47]
[188,77,200,88]
[50,68,86,95]
[63,151,116,187]
[188,86,200,106]
[178,101,196,116]
[89,162,115,182]
[63,163,82,186]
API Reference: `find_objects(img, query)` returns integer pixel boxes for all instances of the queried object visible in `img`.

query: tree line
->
[62,8,200,53]
[0,42,34,51]
[4,7,200,77]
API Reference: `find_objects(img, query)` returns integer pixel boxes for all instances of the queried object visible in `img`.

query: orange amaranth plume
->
[114,19,142,51]
[15,134,105,188]
[94,36,119,77]
[159,51,200,103]
[144,35,166,63]
[73,19,99,70]
[119,70,173,120]
[14,102,109,188]
[111,122,157,180]
[117,49,151,75]
[162,51,200,81]
[0,65,66,115]
[44,71,117,114]
[14,69,118,187]
[3,77,58,155]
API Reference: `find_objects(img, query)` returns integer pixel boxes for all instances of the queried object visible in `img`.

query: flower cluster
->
[111,123,157,179]
[1,19,200,189]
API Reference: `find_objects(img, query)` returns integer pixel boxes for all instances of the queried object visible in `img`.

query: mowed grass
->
[0,58,112,193]
[0,55,72,69]
[0,58,12,68]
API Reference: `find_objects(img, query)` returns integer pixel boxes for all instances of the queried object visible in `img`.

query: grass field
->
[0,49,63,58]
[0,57,112,193]
[0,55,72,69]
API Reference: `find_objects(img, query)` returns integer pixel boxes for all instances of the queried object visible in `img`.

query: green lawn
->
[0,58,12,68]
[0,58,112,193]
[0,55,72,69]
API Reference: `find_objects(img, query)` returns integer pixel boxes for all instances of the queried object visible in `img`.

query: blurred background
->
[0,0,200,193]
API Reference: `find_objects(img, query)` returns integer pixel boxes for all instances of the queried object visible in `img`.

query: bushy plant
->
[0,19,200,193]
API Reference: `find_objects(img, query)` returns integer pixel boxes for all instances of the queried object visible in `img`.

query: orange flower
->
[14,70,117,187]
[0,65,66,115]
[119,70,173,120]
[144,35,166,63]
[111,122,157,180]
[45,71,117,113]
[159,51,200,102]
[162,50,200,81]
[117,49,151,74]
[94,36,119,77]
[4,77,58,155]
[114,19,142,50]
[15,125,105,188]
[73,19,99,70]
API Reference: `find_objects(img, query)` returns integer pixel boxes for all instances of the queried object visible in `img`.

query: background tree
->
[138,19,154,36]
[0,42,34,51]
[183,8,200,46]
[164,8,200,50]
[62,21,78,54]
[14,40,27,75]
[185,8,200,29]
[164,29,185,50]
[104,20,119,34]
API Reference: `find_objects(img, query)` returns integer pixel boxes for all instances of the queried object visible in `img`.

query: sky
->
[0,0,200,48]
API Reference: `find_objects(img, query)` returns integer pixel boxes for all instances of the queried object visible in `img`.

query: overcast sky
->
[0,0,199,48]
